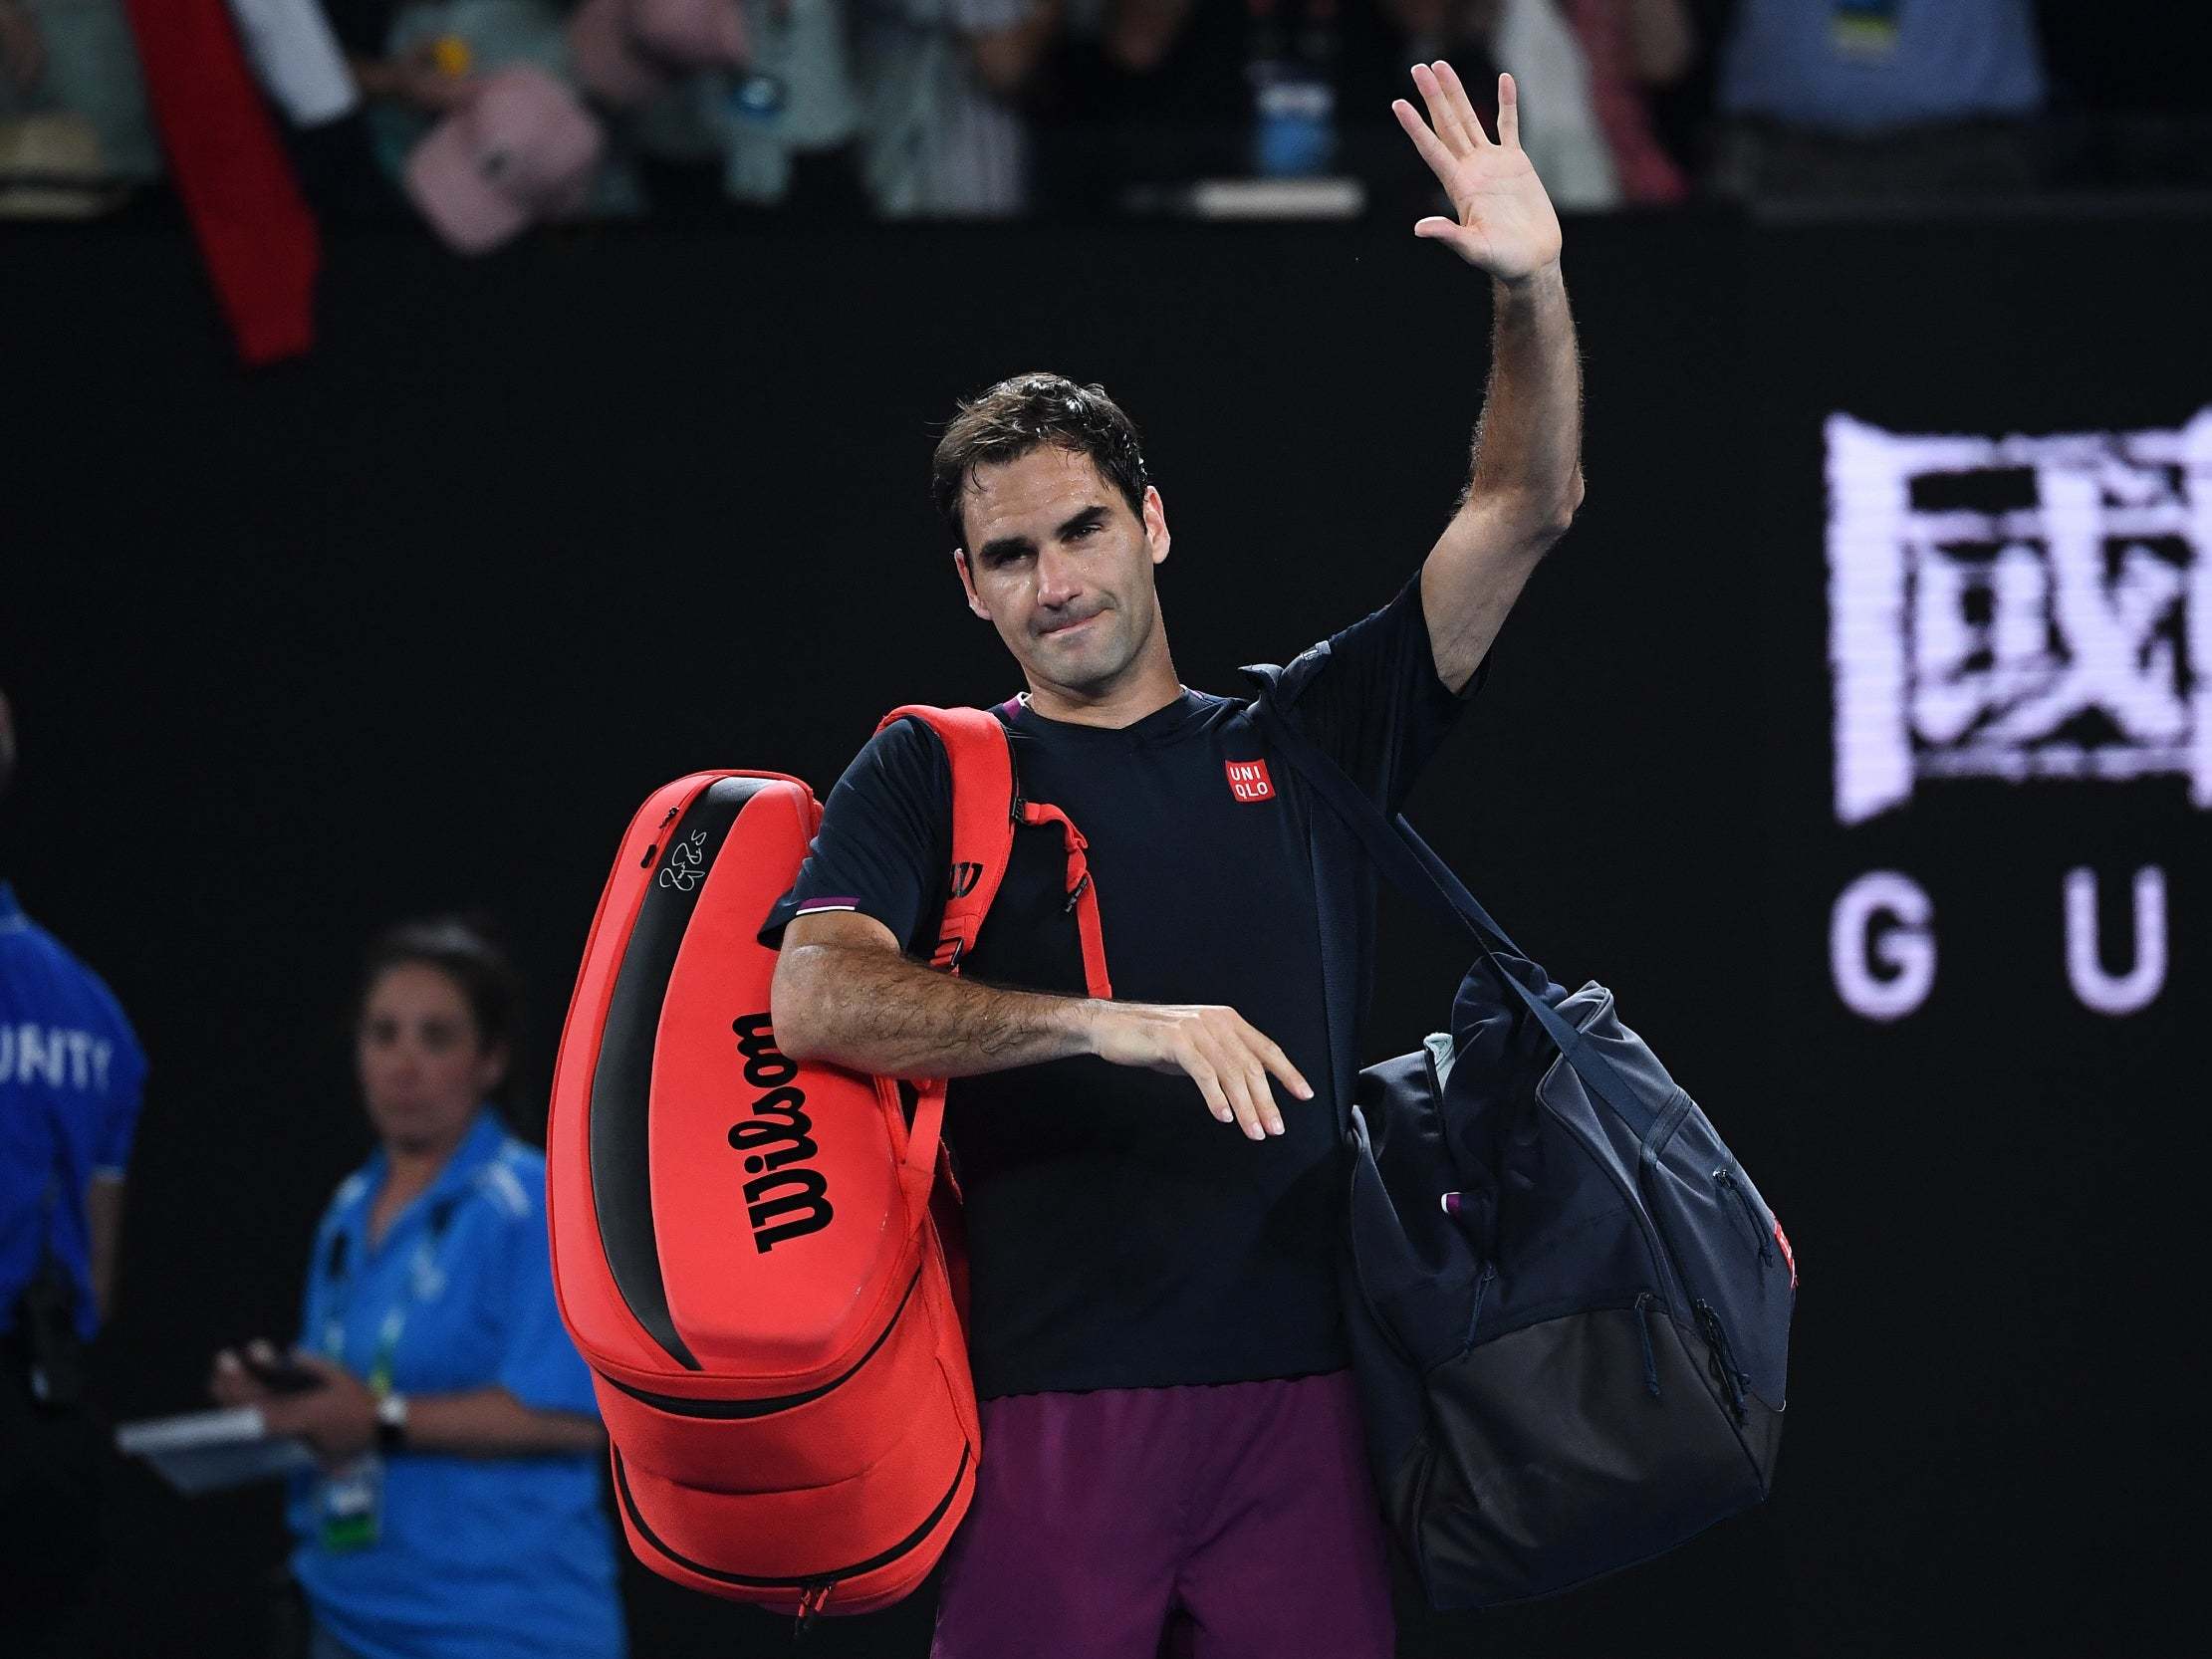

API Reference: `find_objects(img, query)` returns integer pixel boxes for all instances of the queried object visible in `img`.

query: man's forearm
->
[1462,263,1584,528]
[405,1388,604,1458]
[775,942,1098,1079]
[87,1174,124,1319]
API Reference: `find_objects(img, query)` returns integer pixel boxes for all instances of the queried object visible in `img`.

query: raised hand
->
[1392,64,1564,284]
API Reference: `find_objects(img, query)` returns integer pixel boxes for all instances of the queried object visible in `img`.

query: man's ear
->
[1142,486,1171,568]
[953,549,991,619]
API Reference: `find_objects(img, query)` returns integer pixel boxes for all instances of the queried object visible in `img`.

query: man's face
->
[954,447,1169,699]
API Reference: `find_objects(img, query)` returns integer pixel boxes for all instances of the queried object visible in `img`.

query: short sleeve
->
[760,717,953,957]
[1272,575,1484,814]
[490,1191,601,1417]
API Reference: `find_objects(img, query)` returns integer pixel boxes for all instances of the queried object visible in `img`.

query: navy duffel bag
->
[1251,685,1796,1610]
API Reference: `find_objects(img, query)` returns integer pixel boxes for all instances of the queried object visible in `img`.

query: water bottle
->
[726,0,790,129]
[1247,0,1339,178]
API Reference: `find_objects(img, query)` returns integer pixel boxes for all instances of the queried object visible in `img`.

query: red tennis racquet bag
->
[546,706,1109,1622]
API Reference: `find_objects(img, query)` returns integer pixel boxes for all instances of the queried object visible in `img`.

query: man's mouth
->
[1040,610,1102,637]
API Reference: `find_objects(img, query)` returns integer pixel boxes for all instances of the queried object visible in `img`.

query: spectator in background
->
[855,0,1062,216]
[0,689,150,1659]
[573,0,870,218]
[1382,0,1694,208]
[0,0,160,212]
[322,0,642,220]
[1713,0,2050,199]
[209,917,624,1659]
[717,0,866,212]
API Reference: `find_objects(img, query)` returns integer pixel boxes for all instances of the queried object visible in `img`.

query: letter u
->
[2064,866,2166,1016]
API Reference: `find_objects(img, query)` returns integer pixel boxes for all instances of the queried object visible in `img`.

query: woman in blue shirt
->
[209,917,625,1659]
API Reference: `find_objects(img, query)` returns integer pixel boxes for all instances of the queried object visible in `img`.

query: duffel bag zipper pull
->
[1632,1292,1662,1399]
[793,1579,834,1639]
[1714,1168,1773,1264]
[1693,1299,1749,1425]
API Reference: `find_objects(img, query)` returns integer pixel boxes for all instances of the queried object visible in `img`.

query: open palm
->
[1393,65,1563,283]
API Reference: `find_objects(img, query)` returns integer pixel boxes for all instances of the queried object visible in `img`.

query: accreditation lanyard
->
[320,1193,460,1394]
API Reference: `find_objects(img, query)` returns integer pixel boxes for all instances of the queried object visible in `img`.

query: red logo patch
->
[1773,1219,1798,1290]
[1225,759,1276,804]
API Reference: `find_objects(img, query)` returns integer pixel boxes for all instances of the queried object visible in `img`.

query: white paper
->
[117,1406,317,1495]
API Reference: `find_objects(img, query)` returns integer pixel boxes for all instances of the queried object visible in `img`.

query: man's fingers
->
[1411,62,1475,155]
[1186,1058,1235,1124]
[1248,1031,1314,1101]
[1496,71,1520,148]
[1390,98,1456,187]
[1212,1056,1268,1141]
[1431,60,1490,147]
[1244,1062,1285,1136]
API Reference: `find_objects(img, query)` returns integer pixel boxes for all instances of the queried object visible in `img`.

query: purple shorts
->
[930,1369,1395,1659]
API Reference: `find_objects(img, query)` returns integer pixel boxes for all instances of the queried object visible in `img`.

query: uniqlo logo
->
[1225,759,1276,803]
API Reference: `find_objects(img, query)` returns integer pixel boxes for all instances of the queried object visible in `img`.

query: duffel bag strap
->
[1245,677,1664,1143]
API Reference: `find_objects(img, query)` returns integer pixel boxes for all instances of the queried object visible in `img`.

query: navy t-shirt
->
[766,578,1476,1397]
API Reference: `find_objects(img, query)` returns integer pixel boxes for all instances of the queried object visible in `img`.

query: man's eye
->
[1068,523,1099,540]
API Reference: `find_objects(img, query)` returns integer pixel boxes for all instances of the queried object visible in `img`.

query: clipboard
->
[116,1406,316,1496]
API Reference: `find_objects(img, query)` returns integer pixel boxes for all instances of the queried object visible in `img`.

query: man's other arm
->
[88,1172,124,1319]
[771,912,1311,1140]
[1394,64,1584,692]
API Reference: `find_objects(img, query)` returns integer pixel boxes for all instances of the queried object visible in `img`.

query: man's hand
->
[209,1343,277,1409]
[1392,64,1563,284]
[1086,1002,1314,1141]
[256,1353,380,1465]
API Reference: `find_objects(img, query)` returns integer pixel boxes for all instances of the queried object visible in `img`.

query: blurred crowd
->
[1,0,2206,248]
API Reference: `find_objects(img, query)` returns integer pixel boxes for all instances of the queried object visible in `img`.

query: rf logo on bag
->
[1826,410,2212,826]
[1225,758,1276,804]
[657,829,711,891]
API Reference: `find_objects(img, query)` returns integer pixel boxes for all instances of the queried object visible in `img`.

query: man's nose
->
[1036,546,1085,607]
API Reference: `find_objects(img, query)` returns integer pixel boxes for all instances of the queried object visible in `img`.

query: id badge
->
[316,1454,384,1553]
[1831,0,1900,61]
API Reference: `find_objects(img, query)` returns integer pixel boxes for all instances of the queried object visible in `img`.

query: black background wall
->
[1,206,2203,1656]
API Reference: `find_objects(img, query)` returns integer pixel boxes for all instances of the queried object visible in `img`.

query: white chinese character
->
[1826,410,2212,824]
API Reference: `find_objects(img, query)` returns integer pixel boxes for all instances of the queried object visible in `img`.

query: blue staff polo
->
[290,1108,625,1659]
[0,881,147,1339]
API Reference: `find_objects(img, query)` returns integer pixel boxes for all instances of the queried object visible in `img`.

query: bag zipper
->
[613,1441,970,1591]
[1693,1298,1749,1425]
[1712,1167,1774,1265]
[794,1578,835,1636]
[1631,1291,1662,1399]
[601,1267,920,1419]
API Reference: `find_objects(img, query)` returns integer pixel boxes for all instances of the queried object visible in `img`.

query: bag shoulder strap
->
[1242,669,1663,1142]
[871,703,1116,1222]
[876,704,1020,974]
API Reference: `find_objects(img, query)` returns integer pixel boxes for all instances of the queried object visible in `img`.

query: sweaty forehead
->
[963,448,1118,544]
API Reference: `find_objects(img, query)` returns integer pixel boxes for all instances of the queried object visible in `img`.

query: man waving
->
[768,65,1579,1659]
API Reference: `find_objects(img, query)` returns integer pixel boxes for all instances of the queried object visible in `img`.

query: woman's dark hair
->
[357,914,525,1111]
[931,373,1150,551]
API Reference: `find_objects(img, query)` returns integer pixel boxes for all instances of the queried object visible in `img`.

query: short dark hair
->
[357,914,525,1111]
[931,373,1149,551]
